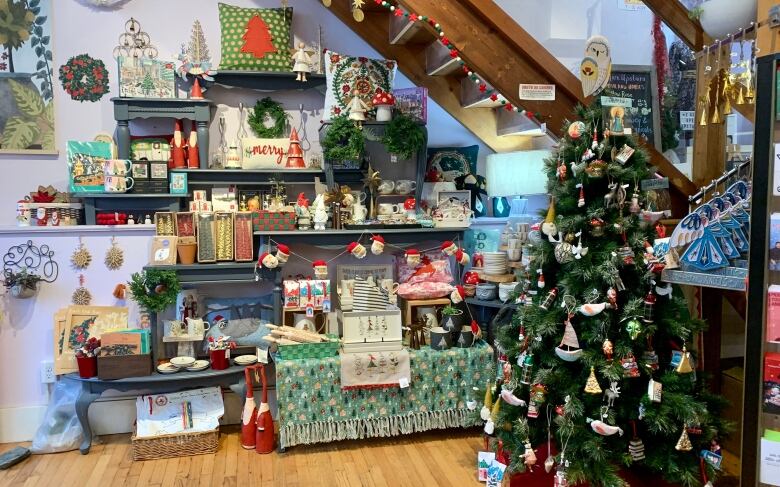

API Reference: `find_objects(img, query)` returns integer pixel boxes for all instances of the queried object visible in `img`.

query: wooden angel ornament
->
[347,89,370,123]
[291,42,315,82]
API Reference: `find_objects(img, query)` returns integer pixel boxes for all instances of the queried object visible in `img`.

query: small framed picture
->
[132,161,149,179]
[175,212,196,238]
[150,162,168,180]
[170,172,188,194]
[155,212,175,236]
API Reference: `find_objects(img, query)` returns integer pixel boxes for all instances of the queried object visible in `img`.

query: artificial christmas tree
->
[241,14,277,59]
[492,100,728,487]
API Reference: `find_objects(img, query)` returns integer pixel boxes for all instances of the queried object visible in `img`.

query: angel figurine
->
[347,89,369,123]
[291,42,314,82]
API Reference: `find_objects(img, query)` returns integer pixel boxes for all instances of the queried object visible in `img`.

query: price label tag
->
[257,347,269,364]
[399,377,410,389]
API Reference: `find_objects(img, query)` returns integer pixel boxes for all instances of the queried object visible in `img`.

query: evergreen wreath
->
[322,115,366,162]
[248,97,288,138]
[127,269,180,313]
[58,54,110,102]
[381,113,426,160]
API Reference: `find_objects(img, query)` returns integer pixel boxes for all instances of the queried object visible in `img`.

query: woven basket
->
[277,334,340,360]
[131,426,219,461]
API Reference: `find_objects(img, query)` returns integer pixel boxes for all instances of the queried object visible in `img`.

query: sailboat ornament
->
[668,180,750,272]
[555,295,583,362]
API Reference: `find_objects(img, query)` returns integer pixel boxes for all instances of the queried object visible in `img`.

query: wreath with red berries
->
[59,54,109,102]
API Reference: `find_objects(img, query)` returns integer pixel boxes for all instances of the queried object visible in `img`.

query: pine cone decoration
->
[72,286,92,305]
[105,244,124,270]
[71,244,92,270]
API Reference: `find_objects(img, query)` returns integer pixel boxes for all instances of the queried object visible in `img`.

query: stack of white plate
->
[483,252,508,275]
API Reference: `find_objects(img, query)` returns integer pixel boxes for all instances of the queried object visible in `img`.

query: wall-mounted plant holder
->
[3,240,59,299]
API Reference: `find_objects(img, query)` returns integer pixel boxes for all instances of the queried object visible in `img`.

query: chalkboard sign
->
[605,65,661,151]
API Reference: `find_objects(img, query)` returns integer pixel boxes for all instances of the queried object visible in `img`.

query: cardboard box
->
[252,211,296,231]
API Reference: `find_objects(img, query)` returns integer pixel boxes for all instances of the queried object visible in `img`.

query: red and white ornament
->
[258,252,279,269]
[451,285,466,304]
[275,243,290,264]
[576,183,585,208]
[537,269,545,289]
[347,241,367,259]
[455,248,470,265]
[370,235,385,255]
[405,249,421,266]
[441,240,458,256]
[470,319,481,338]
[312,260,328,279]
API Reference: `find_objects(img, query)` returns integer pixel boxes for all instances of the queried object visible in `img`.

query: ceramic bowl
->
[499,282,519,302]
[475,283,497,301]
[234,355,258,366]
[170,356,196,368]
[463,284,477,297]
[185,360,210,372]
[456,326,475,348]
[157,363,180,374]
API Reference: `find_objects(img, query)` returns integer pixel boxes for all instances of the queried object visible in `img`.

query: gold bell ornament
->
[584,366,602,394]
[675,425,693,451]
[676,345,694,374]
[709,79,721,124]
[720,70,732,116]
[698,95,709,126]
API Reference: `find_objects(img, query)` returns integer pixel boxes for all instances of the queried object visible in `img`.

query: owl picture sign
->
[580,35,612,97]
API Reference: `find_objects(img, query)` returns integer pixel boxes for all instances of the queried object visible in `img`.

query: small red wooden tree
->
[241,14,277,59]
[285,128,305,168]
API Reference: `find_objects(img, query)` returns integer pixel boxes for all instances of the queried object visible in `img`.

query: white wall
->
[0,0,491,227]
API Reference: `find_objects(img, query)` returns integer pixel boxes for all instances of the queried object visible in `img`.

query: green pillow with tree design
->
[218,3,292,72]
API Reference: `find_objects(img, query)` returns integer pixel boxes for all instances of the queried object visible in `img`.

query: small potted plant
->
[440,304,467,341]
[3,268,43,299]
[208,335,236,370]
[75,337,101,378]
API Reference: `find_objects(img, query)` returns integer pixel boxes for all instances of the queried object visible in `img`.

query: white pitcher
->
[352,203,368,223]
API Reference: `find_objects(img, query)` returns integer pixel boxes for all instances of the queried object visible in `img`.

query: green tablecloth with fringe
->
[275,342,494,448]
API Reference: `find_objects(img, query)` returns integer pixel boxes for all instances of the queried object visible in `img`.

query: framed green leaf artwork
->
[0,0,56,154]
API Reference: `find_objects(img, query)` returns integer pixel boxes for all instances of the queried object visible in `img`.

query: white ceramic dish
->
[185,359,210,372]
[170,356,196,368]
[157,363,180,374]
[234,355,258,366]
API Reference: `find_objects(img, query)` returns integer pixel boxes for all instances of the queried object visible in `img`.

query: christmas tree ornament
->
[275,243,290,264]
[580,302,607,316]
[676,345,694,374]
[500,389,526,407]
[104,237,124,270]
[346,241,367,259]
[625,317,642,340]
[312,260,328,279]
[441,240,458,255]
[602,338,614,360]
[550,232,574,264]
[606,287,617,309]
[72,275,92,305]
[258,252,279,269]
[675,426,693,451]
[481,381,494,421]
[522,440,538,468]
[71,239,92,270]
[470,319,482,338]
[588,418,623,436]
[647,378,662,402]
[576,184,585,207]
[555,316,583,362]
[450,285,465,305]
[589,217,606,236]
[573,232,588,259]
[519,352,533,384]
[502,361,513,383]
[484,398,502,434]
[642,341,660,370]
[604,381,621,408]
[591,125,599,149]
[455,248,470,266]
[556,158,567,181]
[370,235,385,255]
[541,200,557,237]
[527,384,547,419]
[581,35,612,97]
[621,354,640,378]
[567,121,586,139]
[554,462,570,487]
[585,160,607,178]
[581,148,595,162]
[628,421,645,461]
[539,288,558,311]
[536,269,545,289]
[584,367,602,394]
[629,190,641,214]
[642,291,656,323]
[405,249,421,266]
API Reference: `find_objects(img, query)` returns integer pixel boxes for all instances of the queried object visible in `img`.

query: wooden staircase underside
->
[326,0,697,198]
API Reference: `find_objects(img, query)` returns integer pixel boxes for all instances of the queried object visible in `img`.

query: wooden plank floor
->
[0,426,485,487]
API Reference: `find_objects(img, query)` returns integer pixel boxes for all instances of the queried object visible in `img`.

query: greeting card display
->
[67,141,113,193]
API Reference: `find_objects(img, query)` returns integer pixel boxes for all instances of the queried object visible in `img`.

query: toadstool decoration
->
[372,90,396,122]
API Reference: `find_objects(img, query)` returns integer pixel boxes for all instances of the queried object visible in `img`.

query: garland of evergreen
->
[322,115,366,162]
[128,269,180,313]
[381,113,426,160]
[248,97,288,138]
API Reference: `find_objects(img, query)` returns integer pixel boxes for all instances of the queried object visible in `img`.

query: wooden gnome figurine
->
[187,130,199,168]
[291,42,313,82]
[285,128,306,168]
[171,119,186,169]
[347,90,369,123]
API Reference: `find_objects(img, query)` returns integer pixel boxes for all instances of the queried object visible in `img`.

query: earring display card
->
[234,212,254,262]
[155,212,175,235]
[150,236,178,265]
[175,212,196,238]
[215,212,235,261]
[197,212,216,263]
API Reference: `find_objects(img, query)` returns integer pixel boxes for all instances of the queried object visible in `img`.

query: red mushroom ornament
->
[372,90,396,122]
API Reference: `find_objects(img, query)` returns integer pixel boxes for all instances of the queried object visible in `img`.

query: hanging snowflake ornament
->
[72,275,92,305]
[104,237,124,270]
[71,240,92,270]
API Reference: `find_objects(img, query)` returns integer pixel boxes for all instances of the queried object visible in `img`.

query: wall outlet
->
[41,360,55,384]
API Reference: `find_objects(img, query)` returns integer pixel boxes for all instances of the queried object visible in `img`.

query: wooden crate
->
[97,354,153,380]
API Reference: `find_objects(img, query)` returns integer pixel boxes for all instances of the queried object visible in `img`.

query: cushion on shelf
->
[425,145,479,182]
[218,3,292,72]
[323,50,397,120]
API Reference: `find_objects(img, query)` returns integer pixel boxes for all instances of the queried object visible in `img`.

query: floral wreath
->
[59,54,110,102]
[248,97,288,138]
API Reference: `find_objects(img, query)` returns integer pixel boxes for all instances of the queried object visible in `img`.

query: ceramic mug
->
[395,180,417,195]
[104,159,132,176]
[352,204,368,223]
[294,313,324,332]
[340,279,355,299]
[351,191,367,204]
[380,279,400,296]
[185,317,210,336]
[498,282,519,302]
[105,174,134,192]
[430,327,453,350]
[506,248,521,262]
[378,203,400,215]
[476,283,497,301]
[377,181,395,195]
